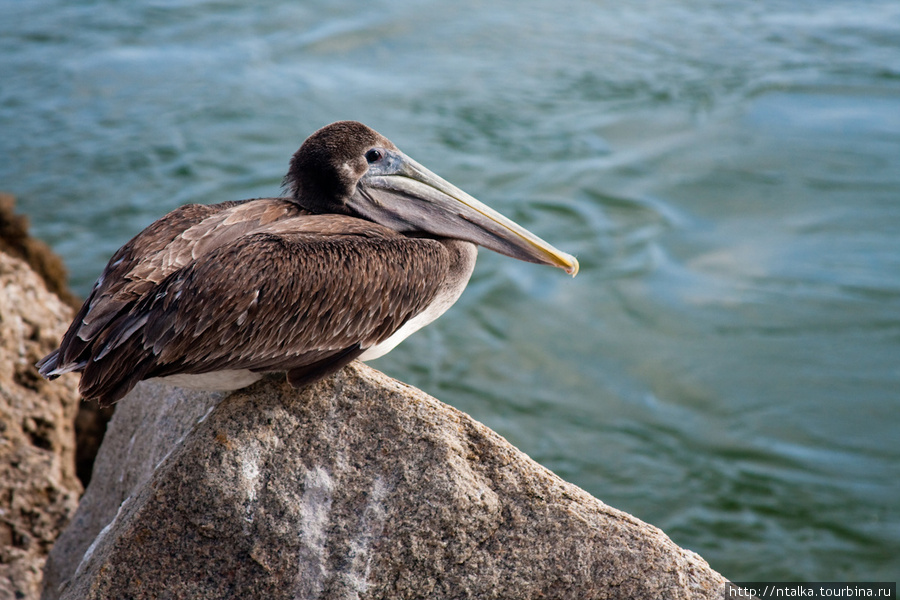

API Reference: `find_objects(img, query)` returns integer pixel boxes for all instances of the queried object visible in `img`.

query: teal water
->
[2,0,898,583]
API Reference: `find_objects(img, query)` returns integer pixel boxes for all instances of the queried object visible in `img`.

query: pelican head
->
[284,121,578,275]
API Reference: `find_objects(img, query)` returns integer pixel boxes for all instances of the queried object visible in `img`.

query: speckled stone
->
[45,364,731,600]
[0,252,82,600]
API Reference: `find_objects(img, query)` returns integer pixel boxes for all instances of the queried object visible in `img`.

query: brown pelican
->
[37,121,578,406]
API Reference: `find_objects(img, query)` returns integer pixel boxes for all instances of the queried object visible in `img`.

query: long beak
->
[349,151,579,276]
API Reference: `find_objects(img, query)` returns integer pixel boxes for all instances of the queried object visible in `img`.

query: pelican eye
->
[365,149,383,163]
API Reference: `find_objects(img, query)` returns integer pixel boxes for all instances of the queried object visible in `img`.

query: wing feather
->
[55,215,450,405]
[38,198,304,374]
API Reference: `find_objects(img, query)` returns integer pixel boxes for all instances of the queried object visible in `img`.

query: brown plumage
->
[38,121,578,406]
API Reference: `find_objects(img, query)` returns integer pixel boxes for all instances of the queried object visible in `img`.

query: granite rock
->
[0,252,82,600]
[45,364,731,599]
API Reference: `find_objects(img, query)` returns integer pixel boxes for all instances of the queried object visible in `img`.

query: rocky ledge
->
[43,364,731,600]
[0,251,81,600]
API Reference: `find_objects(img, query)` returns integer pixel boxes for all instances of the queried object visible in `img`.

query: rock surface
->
[0,193,112,489]
[44,364,732,600]
[0,252,82,600]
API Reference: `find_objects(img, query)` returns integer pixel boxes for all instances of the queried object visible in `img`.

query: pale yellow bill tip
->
[562,254,579,277]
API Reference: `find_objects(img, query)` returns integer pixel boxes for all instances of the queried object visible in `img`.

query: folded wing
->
[38,200,450,405]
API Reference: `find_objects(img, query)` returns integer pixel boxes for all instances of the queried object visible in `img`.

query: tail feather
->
[36,349,85,379]
[35,349,57,373]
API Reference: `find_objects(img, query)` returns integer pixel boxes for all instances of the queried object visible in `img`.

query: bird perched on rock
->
[38,121,578,406]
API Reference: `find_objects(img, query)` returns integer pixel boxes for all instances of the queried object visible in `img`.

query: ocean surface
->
[2,0,898,583]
